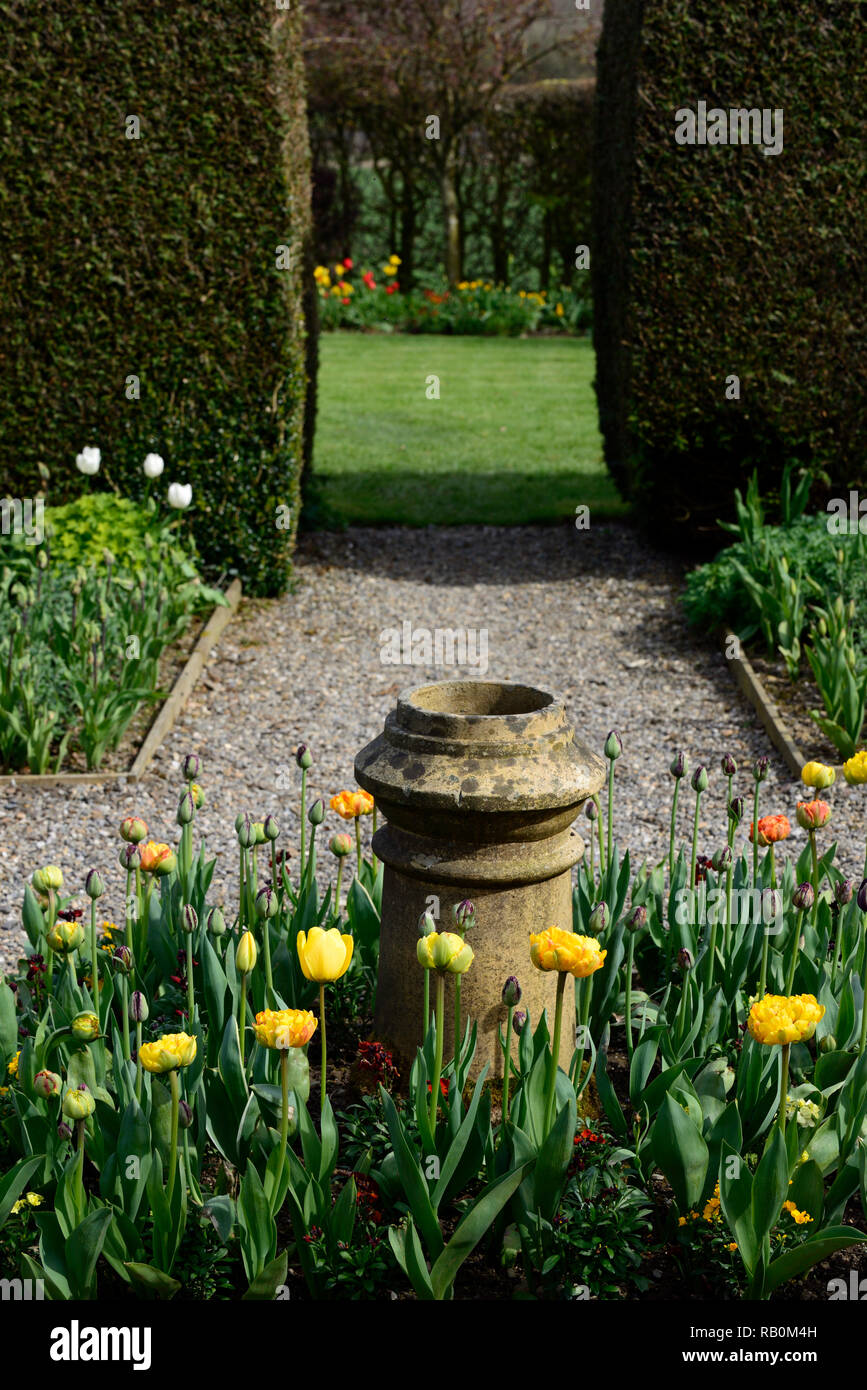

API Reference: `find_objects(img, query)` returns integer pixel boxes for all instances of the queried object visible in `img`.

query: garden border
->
[0,578,243,790]
[720,626,805,780]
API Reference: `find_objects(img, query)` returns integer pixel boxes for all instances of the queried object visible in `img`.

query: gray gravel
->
[2,522,863,974]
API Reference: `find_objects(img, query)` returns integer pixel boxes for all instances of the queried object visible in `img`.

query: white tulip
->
[167,482,192,509]
[75,446,101,476]
[143,453,164,479]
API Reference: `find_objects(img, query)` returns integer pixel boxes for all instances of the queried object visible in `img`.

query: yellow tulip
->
[801,760,836,790]
[47,919,85,954]
[253,1008,318,1050]
[530,927,606,978]
[62,1085,96,1120]
[843,751,867,785]
[747,994,824,1046]
[416,930,474,975]
[236,930,258,974]
[297,927,353,982]
[138,1032,197,1073]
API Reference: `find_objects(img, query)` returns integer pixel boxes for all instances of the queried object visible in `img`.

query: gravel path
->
[2,522,863,973]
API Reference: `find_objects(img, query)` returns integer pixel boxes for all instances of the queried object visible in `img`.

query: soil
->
[748,648,842,766]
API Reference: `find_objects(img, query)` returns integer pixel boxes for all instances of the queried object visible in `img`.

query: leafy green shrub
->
[593,0,867,542]
[1,494,197,576]
[0,1,314,596]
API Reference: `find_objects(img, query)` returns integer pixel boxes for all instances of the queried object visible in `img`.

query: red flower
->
[362,271,376,290]
[385,282,399,296]
[342,257,353,270]
[341,297,350,305]
[426,1079,449,1098]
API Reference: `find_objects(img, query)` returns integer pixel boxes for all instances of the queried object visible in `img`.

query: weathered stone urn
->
[354,680,606,1080]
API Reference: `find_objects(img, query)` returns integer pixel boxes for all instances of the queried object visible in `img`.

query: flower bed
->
[0,455,227,775]
[315,255,591,337]
[3,726,867,1302]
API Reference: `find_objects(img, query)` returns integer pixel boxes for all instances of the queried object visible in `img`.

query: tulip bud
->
[501,976,522,1007]
[120,815,148,844]
[206,906,227,937]
[669,751,689,780]
[761,889,782,927]
[57,1121,73,1141]
[181,904,198,934]
[112,944,133,974]
[819,1034,837,1054]
[858,880,867,914]
[835,879,854,907]
[177,790,195,826]
[182,753,200,781]
[177,1099,194,1130]
[129,990,149,1023]
[307,798,326,826]
[84,869,105,900]
[589,902,608,935]
[71,1011,100,1041]
[32,865,64,894]
[62,1084,96,1120]
[236,931,258,974]
[691,765,708,793]
[33,1069,62,1099]
[191,782,206,809]
[626,905,647,934]
[295,743,313,770]
[263,815,280,842]
[796,800,832,832]
[255,886,278,919]
[512,1010,527,1036]
[152,847,177,877]
[677,947,693,971]
[728,796,745,825]
[712,846,732,873]
[47,919,85,954]
[603,730,623,761]
[418,909,437,938]
[452,899,475,932]
[329,832,353,858]
[793,882,815,913]
[584,798,598,821]
[720,754,737,777]
[118,842,142,872]
[753,755,770,783]
[236,812,256,848]
[250,821,265,845]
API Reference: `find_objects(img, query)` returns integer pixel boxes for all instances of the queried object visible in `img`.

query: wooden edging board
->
[720,626,806,780]
[0,578,243,790]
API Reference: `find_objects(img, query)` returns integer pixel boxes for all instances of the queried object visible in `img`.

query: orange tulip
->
[749,815,791,846]
[138,841,177,874]
[330,789,374,820]
[796,800,831,831]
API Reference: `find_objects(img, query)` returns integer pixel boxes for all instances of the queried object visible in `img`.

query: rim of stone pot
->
[395,679,561,739]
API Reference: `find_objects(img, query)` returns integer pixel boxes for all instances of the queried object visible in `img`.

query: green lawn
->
[309,333,626,526]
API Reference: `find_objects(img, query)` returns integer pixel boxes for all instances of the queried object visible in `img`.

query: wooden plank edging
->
[0,578,243,790]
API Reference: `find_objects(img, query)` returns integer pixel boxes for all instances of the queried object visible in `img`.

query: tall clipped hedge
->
[0,0,314,595]
[593,0,867,547]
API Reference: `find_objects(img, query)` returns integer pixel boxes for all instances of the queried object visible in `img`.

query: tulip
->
[417,932,475,1128]
[57,1122,73,1142]
[181,753,200,781]
[670,751,689,780]
[802,760,836,790]
[254,886,278,992]
[602,732,622,868]
[177,790,195,825]
[531,928,605,1132]
[235,930,257,1064]
[668,754,689,884]
[178,1100,193,1130]
[296,928,353,1114]
[417,910,438,1038]
[842,751,867,785]
[796,800,831,831]
[753,756,770,782]
[263,814,279,842]
[118,842,142,871]
[784,884,815,996]
[500,978,522,1128]
[206,905,227,937]
[750,761,769,887]
[167,482,192,508]
[130,989,148,1098]
[254,1008,317,1211]
[139,1032,196,1203]
[252,820,267,845]
[47,918,84,955]
[748,993,824,1133]
[859,880,867,915]
[308,798,326,825]
[513,1009,527,1035]
[75,446,101,475]
[296,743,313,769]
[63,1084,96,1121]
[687,767,708,890]
[120,815,148,844]
[33,1070,62,1100]
[191,782,206,809]
[139,841,176,874]
[625,907,647,1061]
[143,452,164,479]
[835,879,854,907]
[71,1011,99,1042]
[588,901,608,936]
[721,754,737,777]
[450,900,476,1046]
[32,865,63,894]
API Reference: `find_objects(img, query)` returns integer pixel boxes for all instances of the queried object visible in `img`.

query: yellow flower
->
[382,264,397,276]
[457,281,469,290]
[62,1085,96,1120]
[253,1008,318,1050]
[32,865,64,893]
[138,1032,197,1074]
[236,931,258,974]
[71,1011,100,1041]
[747,993,825,1046]
[726,1242,737,1251]
[7,1050,20,1077]
[801,760,836,789]
[843,751,867,785]
[555,303,565,317]
[389,254,402,265]
[26,1191,43,1207]
[47,919,85,954]
[297,927,354,982]
[529,927,607,978]
[416,931,474,975]
[782,1200,813,1225]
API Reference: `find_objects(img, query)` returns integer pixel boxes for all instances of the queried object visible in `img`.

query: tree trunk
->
[441,145,461,286]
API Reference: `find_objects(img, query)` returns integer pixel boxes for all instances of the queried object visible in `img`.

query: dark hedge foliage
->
[592,0,867,548]
[0,0,315,595]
